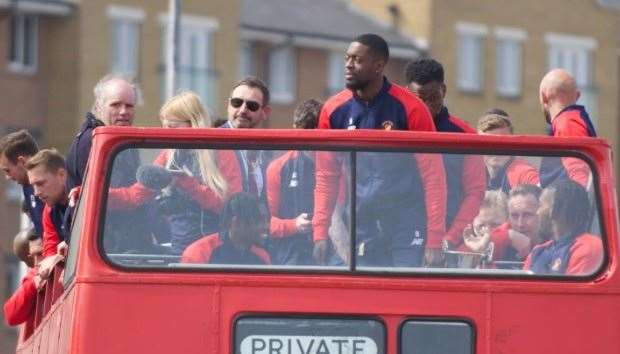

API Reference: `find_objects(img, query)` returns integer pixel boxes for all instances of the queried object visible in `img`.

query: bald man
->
[538,69,596,188]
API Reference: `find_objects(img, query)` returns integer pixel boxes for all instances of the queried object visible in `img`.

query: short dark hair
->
[509,183,542,201]
[354,33,389,61]
[293,99,323,129]
[24,149,66,174]
[231,76,271,106]
[0,129,39,163]
[404,58,445,85]
[220,192,263,231]
[551,180,591,237]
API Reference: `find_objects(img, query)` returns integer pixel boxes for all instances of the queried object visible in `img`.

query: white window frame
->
[8,13,38,74]
[455,22,488,93]
[327,50,345,96]
[268,45,296,104]
[545,33,598,124]
[107,5,145,77]
[494,27,527,98]
[239,40,255,79]
[159,14,219,110]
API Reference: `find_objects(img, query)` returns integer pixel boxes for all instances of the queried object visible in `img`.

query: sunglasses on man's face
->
[229,97,261,112]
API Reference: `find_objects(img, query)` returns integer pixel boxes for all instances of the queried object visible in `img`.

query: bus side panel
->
[58,286,77,354]
[217,284,488,354]
[492,292,620,353]
[72,283,220,354]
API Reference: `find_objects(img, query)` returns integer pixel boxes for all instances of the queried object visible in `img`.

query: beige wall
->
[350,0,433,42]
[0,1,241,348]
[353,0,620,179]
[430,0,618,178]
[74,0,239,128]
[250,42,412,129]
[0,15,48,134]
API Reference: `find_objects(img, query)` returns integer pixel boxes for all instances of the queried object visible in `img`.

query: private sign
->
[240,335,379,354]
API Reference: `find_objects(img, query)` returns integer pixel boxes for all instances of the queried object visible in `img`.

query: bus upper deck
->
[15,126,620,354]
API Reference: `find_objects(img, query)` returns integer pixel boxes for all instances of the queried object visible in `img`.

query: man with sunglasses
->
[313,33,447,267]
[222,77,272,215]
[224,76,271,129]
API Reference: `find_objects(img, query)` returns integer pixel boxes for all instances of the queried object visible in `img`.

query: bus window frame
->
[96,140,608,281]
[63,170,90,288]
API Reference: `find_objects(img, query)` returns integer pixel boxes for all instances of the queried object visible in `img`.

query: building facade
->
[0,0,239,349]
[239,0,423,128]
[352,0,620,173]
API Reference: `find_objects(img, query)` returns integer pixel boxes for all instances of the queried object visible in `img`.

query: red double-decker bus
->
[13,127,619,353]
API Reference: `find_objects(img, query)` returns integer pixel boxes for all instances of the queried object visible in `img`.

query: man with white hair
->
[64,74,154,253]
[66,74,140,191]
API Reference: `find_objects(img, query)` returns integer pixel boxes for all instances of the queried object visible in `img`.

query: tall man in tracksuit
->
[538,69,596,188]
[313,33,446,267]
[405,58,485,251]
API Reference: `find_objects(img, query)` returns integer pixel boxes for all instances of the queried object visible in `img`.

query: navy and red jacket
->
[181,233,271,265]
[42,202,68,257]
[487,157,540,194]
[434,107,485,246]
[540,105,596,188]
[313,78,447,248]
[3,268,37,334]
[266,151,314,237]
[22,184,44,237]
[524,233,602,275]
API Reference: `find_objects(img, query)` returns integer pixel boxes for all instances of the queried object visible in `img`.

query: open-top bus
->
[14,126,619,353]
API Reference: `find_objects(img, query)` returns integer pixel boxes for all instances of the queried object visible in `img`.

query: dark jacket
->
[66,112,104,192]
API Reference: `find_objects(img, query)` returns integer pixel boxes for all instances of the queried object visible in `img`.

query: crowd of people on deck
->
[1,33,604,331]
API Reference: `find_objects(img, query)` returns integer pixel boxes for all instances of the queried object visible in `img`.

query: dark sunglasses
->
[229,97,261,112]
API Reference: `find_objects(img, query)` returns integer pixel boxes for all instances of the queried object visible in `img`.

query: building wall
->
[76,0,240,129]
[353,0,620,178]
[0,12,60,350]
[349,0,434,44]
[0,15,48,134]
[430,0,618,174]
[0,1,240,348]
[250,41,413,128]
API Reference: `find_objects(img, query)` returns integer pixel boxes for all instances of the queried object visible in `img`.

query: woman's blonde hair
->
[159,91,228,198]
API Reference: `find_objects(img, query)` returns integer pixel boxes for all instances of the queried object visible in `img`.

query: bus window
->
[101,147,351,270]
[100,146,604,278]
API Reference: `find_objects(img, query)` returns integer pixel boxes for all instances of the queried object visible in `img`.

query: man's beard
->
[346,77,370,91]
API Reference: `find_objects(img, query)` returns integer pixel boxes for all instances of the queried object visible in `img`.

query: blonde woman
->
[108,91,242,254]
[153,91,242,253]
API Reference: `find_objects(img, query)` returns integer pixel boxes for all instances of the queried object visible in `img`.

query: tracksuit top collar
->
[351,77,391,106]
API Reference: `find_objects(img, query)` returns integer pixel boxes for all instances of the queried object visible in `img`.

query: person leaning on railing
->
[24,149,69,278]
[3,233,44,334]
